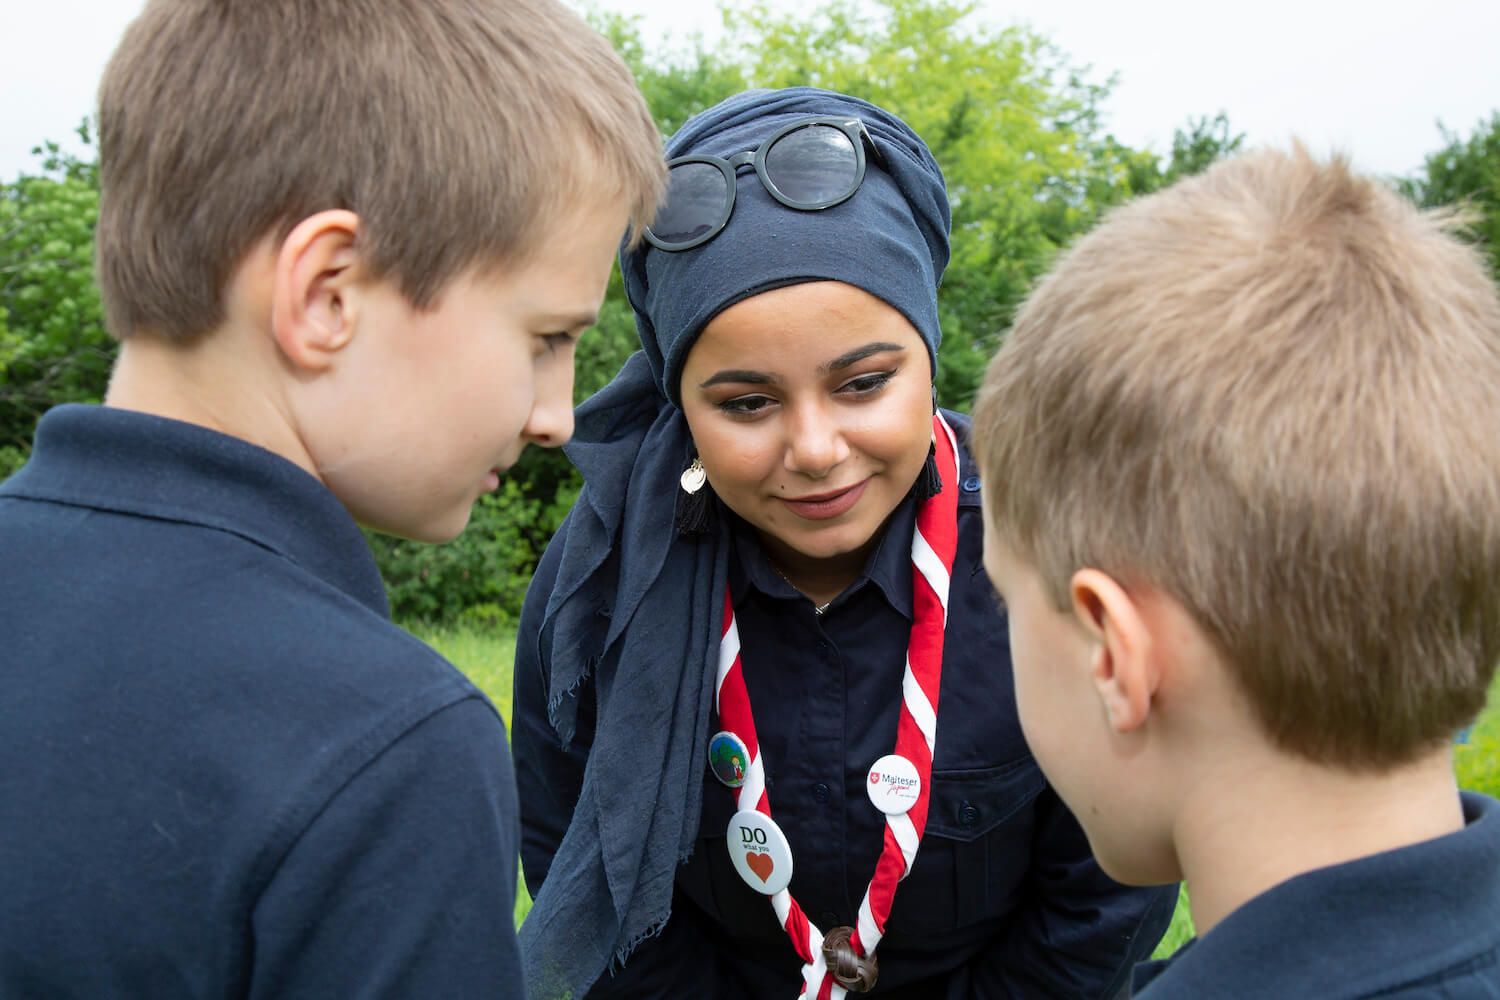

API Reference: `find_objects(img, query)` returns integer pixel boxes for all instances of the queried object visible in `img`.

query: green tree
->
[723,0,1150,407]
[591,9,749,140]
[0,124,112,471]
[1160,112,1245,185]
[1403,113,1500,283]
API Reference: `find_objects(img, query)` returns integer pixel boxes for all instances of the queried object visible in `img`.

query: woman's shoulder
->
[939,407,973,436]
[938,409,984,509]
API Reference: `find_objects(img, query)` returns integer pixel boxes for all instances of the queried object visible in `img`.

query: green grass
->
[414,625,531,925]
[411,623,1500,956]
[1152,887,1195,960]
[421,625,517,725]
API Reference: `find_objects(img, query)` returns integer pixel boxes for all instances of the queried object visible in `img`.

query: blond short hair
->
[974,146,1500,770]
[96,0,665,341]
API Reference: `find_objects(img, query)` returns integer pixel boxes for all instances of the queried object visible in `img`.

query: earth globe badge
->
[708,731,751,788]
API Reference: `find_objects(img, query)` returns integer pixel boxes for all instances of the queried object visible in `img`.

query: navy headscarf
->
[520,88,951,1000]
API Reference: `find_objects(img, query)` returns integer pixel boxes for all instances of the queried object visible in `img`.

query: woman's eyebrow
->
[698,343,905,389]
[699,369,778,389]
[822,342,907,373]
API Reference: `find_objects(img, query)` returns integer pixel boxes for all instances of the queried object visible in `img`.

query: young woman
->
[513,87,1175,1000]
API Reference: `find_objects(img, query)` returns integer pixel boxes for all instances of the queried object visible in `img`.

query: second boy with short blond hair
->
[973,146,1500,998]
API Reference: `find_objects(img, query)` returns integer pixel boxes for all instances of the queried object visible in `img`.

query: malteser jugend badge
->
[866,753,921,815]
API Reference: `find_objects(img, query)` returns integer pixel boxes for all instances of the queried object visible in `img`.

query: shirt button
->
[962,475,982,493]
[812,782,831,804]
[959,801,981,827]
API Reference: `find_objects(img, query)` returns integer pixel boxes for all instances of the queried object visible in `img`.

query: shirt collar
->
[864,497,919,617]
[727,494,919,619]
[3,404,389,617]
[1134,791,1500,997]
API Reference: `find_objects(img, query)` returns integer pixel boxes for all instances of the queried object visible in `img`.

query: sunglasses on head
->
[644,116,887,252]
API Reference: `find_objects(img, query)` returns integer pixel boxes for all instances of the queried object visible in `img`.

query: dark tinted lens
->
[764,124,859,206]
[650,162,729,245]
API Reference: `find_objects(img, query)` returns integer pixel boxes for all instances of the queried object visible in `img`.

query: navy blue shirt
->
[0,405,525,999]
[1135,791,1500,999]
[515,414,1176,998]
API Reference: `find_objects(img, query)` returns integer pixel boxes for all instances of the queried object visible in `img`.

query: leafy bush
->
[0,445,25,481]
[1456,676,1500,800]
[0,130,113,454]
[1402,112,1500,286]
[366,474,579,628]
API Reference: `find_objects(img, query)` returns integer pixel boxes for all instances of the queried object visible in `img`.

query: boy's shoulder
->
[0,403,498,750]
[0,405,518,994]
[0,627,511,997]
[1135,792,1500,1000]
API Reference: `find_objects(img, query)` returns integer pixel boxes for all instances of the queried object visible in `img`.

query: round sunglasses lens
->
[650,162,728,245]
[764,124,859,206]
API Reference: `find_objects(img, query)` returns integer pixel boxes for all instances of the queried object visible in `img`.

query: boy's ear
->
[1070,569,1157,734]
[270,210,363,372]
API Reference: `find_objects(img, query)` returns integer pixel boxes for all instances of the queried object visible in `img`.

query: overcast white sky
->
[2,0,1495,183]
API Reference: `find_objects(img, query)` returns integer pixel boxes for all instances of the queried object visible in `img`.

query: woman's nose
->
[782,404,850,478]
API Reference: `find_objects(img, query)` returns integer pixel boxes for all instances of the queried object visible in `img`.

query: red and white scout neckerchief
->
[713,413,960,999]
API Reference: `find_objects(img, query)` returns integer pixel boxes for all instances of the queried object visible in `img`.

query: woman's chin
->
[765,520,879,565]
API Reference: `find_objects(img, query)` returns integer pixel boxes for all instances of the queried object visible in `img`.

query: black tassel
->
[912,442,942,501]
[675,479,718,536]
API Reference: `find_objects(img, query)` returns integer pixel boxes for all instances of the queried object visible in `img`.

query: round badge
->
[866,754,921,815]
[726,809,793,895]
[708,731,751,789]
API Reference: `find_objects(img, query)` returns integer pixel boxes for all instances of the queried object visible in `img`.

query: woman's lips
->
[780,478,869,520]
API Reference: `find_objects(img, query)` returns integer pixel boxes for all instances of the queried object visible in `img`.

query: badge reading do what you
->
[726,809,793,895]
[866,753,921,815]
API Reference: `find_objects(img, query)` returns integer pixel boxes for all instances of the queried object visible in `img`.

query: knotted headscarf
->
[520,87,950,999]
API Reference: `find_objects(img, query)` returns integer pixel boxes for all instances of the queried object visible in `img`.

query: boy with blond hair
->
[0,0,663,995]
[973,147,1500,998]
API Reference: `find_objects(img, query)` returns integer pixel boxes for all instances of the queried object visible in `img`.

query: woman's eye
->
[718,394,775,416]
[540,332,574,354]
[839,370,895,395]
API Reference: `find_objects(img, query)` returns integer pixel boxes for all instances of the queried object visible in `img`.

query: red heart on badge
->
[746,852,775,883]
[870,772,880,784]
